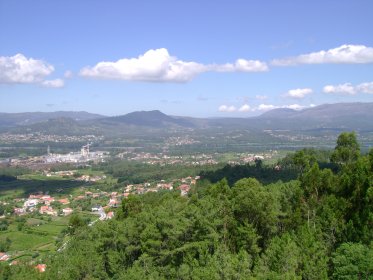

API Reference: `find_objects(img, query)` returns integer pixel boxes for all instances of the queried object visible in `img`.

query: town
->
[0,164,200,272]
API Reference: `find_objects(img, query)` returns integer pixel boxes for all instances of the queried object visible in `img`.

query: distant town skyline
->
[1,0,373,117]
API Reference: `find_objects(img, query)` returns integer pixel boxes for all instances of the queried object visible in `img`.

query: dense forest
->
[1,132,372,279]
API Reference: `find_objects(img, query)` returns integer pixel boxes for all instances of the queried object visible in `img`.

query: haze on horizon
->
[1,0,373,117]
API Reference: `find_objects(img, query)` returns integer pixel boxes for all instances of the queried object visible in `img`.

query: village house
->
[24,198,39,208]
[106,211,114,220]
[0,252,10,262]
[35,264,46,273]
[58,198,70,205]
[29,194,43,199]
[92,193,100,198]
[39,205,57,216]
[62,208,73,216]
[13,207,26,215]
[136,187,145,194]
[178,184,191,196]
[42,196,55,206]
[108,198,119,208]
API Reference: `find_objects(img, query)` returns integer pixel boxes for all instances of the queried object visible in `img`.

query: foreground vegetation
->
[1,132,373,279]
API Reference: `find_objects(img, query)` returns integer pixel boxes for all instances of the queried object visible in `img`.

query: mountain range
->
[1,102,372,135]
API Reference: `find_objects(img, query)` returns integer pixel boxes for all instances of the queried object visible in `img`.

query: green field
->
[0,215,73,262]
[0,215,82,263]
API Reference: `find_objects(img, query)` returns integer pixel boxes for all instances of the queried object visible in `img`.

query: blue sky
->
[1,0,373,117]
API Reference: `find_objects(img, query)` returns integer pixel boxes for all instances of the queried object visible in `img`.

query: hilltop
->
[1,102,373,136]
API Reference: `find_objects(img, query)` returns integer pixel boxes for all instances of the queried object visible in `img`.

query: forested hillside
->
[1,132,372,279]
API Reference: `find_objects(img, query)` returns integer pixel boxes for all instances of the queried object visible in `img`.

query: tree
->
[0,237,11,251]
[68,214,86,234]
[368,148,373,172]
[254,233,301,279]
[332,242,373,280]
[331,132,360,165]
[232,178,280,247]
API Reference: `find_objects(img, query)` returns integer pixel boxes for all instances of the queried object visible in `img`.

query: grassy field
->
[0,215,72,262]
[0,230,53,252]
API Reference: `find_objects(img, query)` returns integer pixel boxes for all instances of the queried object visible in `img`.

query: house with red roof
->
[40,205,57,216]
[178,184,191,196]
[0,252,10,262]
[36,264,46,272]
[58,198,70,205]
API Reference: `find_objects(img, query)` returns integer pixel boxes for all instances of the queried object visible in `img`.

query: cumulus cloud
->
[214,59,268,72]
[323,83,356,95]
[218,105,237,112]
[357,82,373,94]
[41,79,65,88]
[256,104,278,111]
[218,103,312,113]
[238,104,251,112]
[80,48,268,82]
[324,81,373,95]
[256,103,308,111]
[285,104,307,110]
[272,44,373,66]
[285,88,313,98]
[0,53,54,84]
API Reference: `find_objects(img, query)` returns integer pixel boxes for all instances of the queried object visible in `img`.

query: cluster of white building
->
[14,194,72,217]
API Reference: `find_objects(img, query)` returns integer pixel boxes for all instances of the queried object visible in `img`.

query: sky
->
[1,0,373,117]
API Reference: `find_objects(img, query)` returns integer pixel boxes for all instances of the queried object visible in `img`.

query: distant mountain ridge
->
[259,103,373,120]
[256,102,373,131]
[1,102,373,134]
[0,111,105,129]
[98,110,195,128]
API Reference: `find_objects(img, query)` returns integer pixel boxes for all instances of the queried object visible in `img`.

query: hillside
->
[97,110,195,128]
[2,102,373,135]
[256,102,373,131]
[0,111,104,129]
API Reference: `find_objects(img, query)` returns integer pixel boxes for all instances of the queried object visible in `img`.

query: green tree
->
[232,178,280,247]
[254,233,301,279]
[332,242,373,280]
[331,132,360,165]
[68,214,86,234]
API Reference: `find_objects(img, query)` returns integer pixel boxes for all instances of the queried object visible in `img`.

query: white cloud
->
[257,104,277,111]
[323,83,356,95]
[214,59,268,72]
[41,79,64,88]
[219,103,313,113]
[256,103,308,111]
[80,48,204,82]
[285,104,307,110]
[285,88,313,98]
[357,82,373,94]
[0,54,54,84]
[218,105,237,112]
[272,44,373,66]
[238,104,251,112]
[323,81,373,95]
[80,48,268,82]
